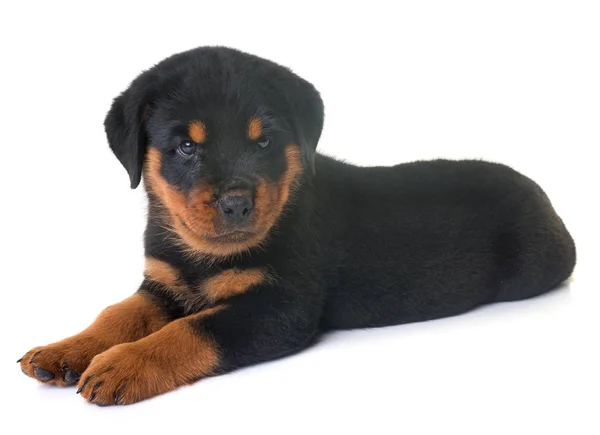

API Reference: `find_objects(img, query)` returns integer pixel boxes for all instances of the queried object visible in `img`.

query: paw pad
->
[33,367,55,382]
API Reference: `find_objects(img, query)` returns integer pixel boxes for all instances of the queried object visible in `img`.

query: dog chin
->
[179,217,266,247]
[205,231,259,244]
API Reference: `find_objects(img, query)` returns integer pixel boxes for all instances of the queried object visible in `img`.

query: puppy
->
[19,46,576,405]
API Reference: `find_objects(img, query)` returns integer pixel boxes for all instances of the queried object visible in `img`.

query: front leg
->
[19,292,170,386]
[78,287,321,405]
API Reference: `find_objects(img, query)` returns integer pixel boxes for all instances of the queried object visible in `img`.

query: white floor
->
[5,277,598,434]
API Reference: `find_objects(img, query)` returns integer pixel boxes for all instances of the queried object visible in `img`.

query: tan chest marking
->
[144,257,185,290]
[202,268,267,301]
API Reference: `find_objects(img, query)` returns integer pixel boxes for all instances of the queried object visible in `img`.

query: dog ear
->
[285,76,324,175]
[104,71,158,189]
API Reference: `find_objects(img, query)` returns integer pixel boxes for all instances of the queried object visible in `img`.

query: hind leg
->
[494,215,575,303]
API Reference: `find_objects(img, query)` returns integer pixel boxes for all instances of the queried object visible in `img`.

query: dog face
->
[105,47,324,256]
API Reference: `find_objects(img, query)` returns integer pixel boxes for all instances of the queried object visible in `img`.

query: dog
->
[19,46,576,405]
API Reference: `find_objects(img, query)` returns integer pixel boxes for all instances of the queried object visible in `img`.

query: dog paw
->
[77,342,177,406]
[19,336,103,386]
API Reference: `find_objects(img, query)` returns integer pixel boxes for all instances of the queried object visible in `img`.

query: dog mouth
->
[179,218,258,244]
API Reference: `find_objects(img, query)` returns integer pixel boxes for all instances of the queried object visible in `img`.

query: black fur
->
[106,47,576,376]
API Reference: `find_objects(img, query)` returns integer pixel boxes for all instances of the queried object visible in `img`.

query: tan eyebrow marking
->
[188,120,207,143]
[247,118,263,140]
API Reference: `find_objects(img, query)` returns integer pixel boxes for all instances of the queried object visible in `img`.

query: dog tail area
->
[493,211,576,304]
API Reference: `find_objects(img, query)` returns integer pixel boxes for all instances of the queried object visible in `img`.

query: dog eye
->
[177,141,197,156]
[257,138,271,150]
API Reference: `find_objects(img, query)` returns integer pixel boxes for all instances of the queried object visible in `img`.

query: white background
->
[1,1,598,434]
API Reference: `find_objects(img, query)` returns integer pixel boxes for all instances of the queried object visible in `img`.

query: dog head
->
[105,47,324,256]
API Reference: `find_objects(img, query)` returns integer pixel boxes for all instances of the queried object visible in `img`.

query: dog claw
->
[29,350,42,364]
[89,381,103,402]
[17,358,22,363]
[114,381,127,405]
[34,367,55,381]
[77,375,93,394]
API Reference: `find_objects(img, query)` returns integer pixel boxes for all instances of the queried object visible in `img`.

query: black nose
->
[218,194,254,223]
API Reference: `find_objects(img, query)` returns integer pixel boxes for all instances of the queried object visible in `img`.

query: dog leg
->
[77,286,321,405]
[19,292,170,386]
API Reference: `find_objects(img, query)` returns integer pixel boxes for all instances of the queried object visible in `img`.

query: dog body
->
[314,156,576,329]
[19,47,576,405]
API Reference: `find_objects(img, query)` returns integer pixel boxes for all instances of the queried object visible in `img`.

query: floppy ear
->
[286,76,324,175]
[104,72,158,189]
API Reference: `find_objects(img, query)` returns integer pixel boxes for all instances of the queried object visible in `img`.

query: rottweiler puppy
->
[19,46,576,405]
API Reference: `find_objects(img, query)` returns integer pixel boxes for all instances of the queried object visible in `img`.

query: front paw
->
[77,343,177,406]
[19,336,103,386]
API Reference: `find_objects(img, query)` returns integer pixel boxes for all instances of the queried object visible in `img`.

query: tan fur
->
[203,268,267,301]
[19,294,168,386]
[144,145,303,257]
[248,117,263,140]
[78,306,225,405]
[144,257,185,289]
[145,147,218,237]
[188,120,207,143]
[253,145,303,234]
